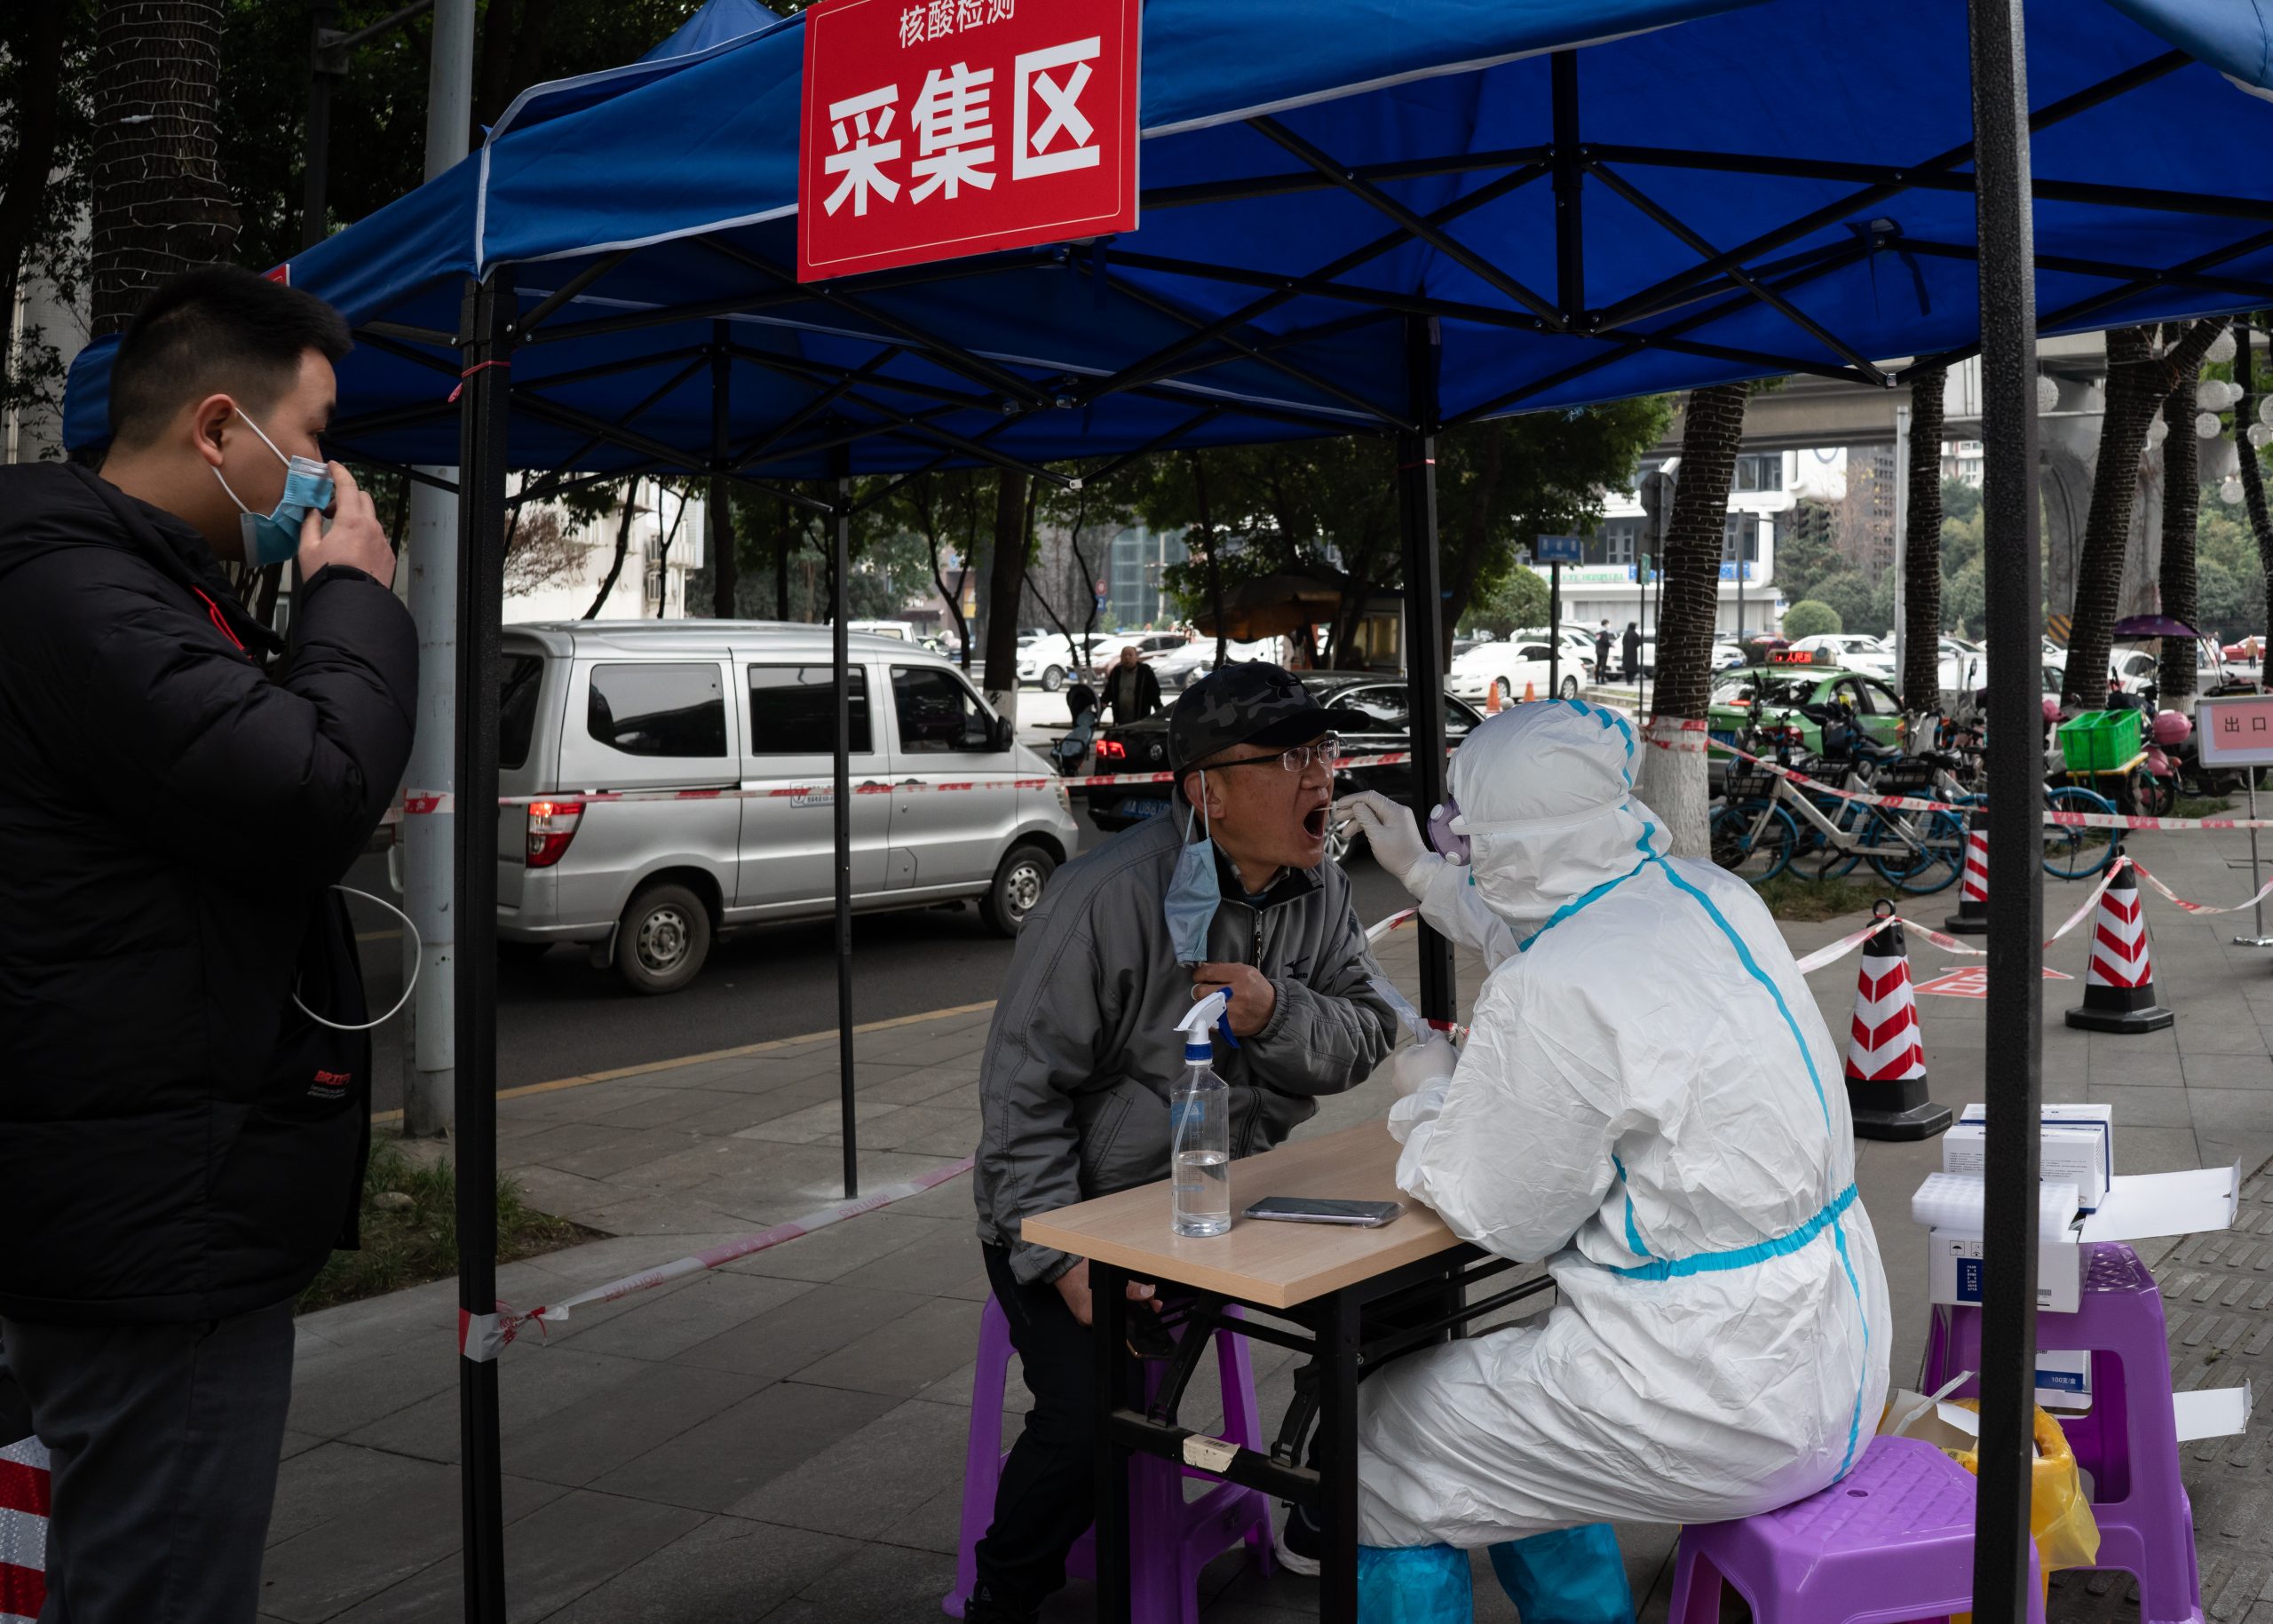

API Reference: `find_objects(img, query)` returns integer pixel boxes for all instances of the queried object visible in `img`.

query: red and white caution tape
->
[396,749,1434,817]
[459,1156,975,1359]
[1794,860,2133,975]
[1642,716,1713,755]
[1366,907,1419,944]
[2128,856,2273,915]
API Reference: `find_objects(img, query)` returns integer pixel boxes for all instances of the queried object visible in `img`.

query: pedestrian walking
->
[0,267,416,1624]
[1594,619,1612,684]
[1621,620,1642,682]
[966,664,1398,1621]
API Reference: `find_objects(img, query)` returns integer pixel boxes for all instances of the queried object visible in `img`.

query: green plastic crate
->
[2057,709,2142,773]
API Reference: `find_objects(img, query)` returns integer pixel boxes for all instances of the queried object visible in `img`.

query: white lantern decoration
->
[2260,393,2273,427]
[2206,435,2240,484]
[2203,379,2235,409]
[2209,329,2238,364]
[2148,416,2171,447]
[2252,424,2273,449]
[2198,409,2224,438]
[2223,477,2245,505]
[2035,374,2059,414]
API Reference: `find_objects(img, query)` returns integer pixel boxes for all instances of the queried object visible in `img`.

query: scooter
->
[2138,709,2189,819]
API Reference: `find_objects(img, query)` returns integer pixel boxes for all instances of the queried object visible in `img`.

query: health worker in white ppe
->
[1336,700,1889,1620]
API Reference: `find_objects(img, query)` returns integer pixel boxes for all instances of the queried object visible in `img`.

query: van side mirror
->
[991,715,1015,752]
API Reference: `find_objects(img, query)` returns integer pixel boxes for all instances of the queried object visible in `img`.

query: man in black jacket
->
[0,267,416,1622]
[1103,642,1161,725]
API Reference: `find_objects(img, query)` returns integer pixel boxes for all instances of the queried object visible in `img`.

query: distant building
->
[1527,450,1792,638]
[503,483,709,623]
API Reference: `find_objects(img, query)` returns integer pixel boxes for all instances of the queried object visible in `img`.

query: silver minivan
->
[495,622,1080,993]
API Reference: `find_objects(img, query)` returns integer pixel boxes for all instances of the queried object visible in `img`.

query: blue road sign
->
[1533,534,1583,563]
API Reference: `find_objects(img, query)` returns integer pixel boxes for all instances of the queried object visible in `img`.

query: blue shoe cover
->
[1486,1524,1635,1624]
[1356,1541,1472,1623]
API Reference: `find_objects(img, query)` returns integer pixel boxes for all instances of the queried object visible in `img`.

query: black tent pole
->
[832,447,859,1199]
[450,266,513,1624]
[1966,2,2046,1616]
[1395,314,1455,1025]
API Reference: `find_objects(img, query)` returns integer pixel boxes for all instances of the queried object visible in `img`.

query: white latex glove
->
[1386,1038,1458,1145]
[1335,790,1439,895]
[1388,1034,1458,1099]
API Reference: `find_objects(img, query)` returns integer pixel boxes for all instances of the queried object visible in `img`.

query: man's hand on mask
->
[1192,963,1277,1036]
[1335,790,1439,896]
[297,462,396,590]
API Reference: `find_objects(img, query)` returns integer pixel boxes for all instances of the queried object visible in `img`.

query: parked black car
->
[1085,672,1485,861]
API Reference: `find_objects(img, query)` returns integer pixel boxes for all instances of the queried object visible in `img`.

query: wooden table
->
[1022,1121,1547,1623]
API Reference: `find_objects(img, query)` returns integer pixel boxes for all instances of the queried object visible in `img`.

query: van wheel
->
[981,844,1057,936]
[1041,664,1065,693]
[614,883,711,994]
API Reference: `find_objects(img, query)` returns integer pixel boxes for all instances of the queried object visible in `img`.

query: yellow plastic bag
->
[1937,1400,2100,1615]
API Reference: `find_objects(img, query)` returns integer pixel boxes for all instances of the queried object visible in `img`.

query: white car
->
[1789,632,1896,680]
[1447,638,1578,705]
[1507,625,1600,679]
[1151,636,1282,693]
[1015,634,1081,692]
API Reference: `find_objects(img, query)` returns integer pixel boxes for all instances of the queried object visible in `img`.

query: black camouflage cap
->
[1168,661,1333,772]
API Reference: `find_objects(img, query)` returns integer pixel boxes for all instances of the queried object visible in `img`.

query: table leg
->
[1317,1289,1364,1624]
[1091,1261,1132,1624]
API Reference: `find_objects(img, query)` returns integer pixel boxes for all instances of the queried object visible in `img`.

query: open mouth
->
[1303,804,1331,841]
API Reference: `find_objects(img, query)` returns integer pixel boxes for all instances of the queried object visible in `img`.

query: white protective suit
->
[1347,700,1890,1549]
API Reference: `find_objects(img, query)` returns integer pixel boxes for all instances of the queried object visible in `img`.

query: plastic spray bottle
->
[1170,991,1233,1237]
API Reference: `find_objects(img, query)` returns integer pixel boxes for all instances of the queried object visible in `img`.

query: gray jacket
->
[975,812,1398,1284]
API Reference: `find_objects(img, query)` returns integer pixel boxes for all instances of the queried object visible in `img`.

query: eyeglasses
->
[1207,734,1342,775]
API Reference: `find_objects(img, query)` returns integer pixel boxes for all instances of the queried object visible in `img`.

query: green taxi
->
[1707,659,1905,761]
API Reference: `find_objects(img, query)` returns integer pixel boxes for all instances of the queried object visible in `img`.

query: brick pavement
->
[261,826,2272,1622]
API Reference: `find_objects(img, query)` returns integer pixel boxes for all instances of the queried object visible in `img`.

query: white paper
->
[2172,1383,2252,1443]
[2078,1163,2240,1243]
[1936,1400,1983,1437]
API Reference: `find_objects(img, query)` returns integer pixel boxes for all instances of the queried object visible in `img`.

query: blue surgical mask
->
[1165,776,1220,965]
[211,409,334,566]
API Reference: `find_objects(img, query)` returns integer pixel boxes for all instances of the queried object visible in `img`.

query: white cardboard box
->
[1946,1104,2114,1212]
[1926,1164,2241,1318]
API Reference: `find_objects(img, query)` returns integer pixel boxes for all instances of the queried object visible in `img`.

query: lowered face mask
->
[1164,777,1220,965]
[211,409,334,567]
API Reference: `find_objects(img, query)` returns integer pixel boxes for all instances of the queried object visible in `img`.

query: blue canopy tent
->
[63,1,2273,1614]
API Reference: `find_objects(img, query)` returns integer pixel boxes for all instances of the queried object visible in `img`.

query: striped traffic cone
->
[1944,808,1989,935]
[2066,852,2174,1033]
[1,1435,49,1622]
[1845,912,1952,1141]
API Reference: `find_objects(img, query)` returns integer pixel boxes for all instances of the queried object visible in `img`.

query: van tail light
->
[1095,739,1126,762]
[526,799,584,867]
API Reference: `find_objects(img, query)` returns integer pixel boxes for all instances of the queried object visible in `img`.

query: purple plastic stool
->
[1922,1240,2202,1624]
[943,1295,1274,1621]
[1669,1435,2046,1624]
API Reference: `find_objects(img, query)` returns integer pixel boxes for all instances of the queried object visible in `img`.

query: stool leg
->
[1665,1544,1721,1624]
[950,1299,1017,1618]
[1214,1311,1275,1576]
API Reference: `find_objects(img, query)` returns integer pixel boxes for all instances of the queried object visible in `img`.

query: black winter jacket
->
[0,463,416,1325]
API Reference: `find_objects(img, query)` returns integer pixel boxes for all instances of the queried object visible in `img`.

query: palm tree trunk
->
[90,2,238,337]
[2069,320,2225,706]
[1642,382,1747,856]
[2234,323,2273,660]
[2160,325,2206,702]
[1902,366,1947,709]
[1187,451,1228,665]
[982,472,1029,716]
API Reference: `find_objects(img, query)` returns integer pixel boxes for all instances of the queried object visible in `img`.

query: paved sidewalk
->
[265,827,2273,1622]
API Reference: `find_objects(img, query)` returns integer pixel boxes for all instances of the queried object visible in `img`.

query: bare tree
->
[1643,382,1747,856]
[0,4,73,393]
[651,482,689,617]
[1184,450,1228,665]
[1901,367,1946,709]
[583,479,641,619]
[502,506,582,598]
[88,2,236,337]
[2234,318,2273,661]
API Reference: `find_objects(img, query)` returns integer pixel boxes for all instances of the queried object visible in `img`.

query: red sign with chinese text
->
[797,0,1140,281]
